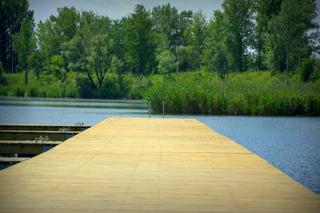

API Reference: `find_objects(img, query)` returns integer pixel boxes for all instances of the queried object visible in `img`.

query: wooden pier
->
[0,125,89,166]
[0,117,319,212]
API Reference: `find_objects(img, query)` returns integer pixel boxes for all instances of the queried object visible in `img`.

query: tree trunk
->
[25,69,28,85]
[98,80,103,92]
[11,48,14,73]
[98,83,103,98]
[85,70,96,89]
[118,73,123,96]
[24,69,28,97]
[285,45,289,72]
[239,55,243,72]
[175,45,179,73]
[96,69,106,98]
[258,47,261,70]
[238,39,243,72]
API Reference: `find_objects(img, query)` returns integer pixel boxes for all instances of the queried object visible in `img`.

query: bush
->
[145,71,320,116]
[0,62,6,85]
[76,75,98,98]
[300,59,314,82]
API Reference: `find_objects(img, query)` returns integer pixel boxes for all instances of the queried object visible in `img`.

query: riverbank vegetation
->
[0,0,319,115]
[0,71,149,99]
[146,71,320,115]
[2,70,320,115]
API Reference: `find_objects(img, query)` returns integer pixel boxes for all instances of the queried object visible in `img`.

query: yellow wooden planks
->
[0,117,319,212]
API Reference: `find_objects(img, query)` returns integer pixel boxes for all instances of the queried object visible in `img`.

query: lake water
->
[0,97,320,195]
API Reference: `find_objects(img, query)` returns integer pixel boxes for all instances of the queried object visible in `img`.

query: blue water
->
[0,98,319,194]
[198,116,320,195]
[0,98,146,108]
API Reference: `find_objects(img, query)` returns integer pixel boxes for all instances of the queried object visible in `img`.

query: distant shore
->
[1,70,319,116]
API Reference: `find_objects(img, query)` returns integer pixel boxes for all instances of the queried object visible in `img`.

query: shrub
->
[145,71,320,115]
[300,59,314,82]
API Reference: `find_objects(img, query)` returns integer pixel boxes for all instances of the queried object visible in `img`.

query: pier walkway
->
[0,117,319,212]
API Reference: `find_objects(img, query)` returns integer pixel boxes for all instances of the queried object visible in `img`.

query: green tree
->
[152,4,193,72]
[54,7,80,41]
[253,0,282,70]
[38,7,80,71]
[111,56,125,80]
[300,58,314,82]
[124,4,156,75]
[187,10,207,69]
[86,34,113,95]
[152,4,180,50]
[266,0,317,72]
[111,56,126,96]
[0,62,6,84]
[178,45,196,71]
[223,0,254,72]
[213,44,229,80]
[12,17,36,85]
[64,34,85,72]
[111,20,126,68]
[156,49,177,76]
[0,0,33,72]
[64,11,112,91]
[177,10,194,72]
[37,19,62,64]
[203,10,229,78]
[28,50,43,80]
[49,55,66,83]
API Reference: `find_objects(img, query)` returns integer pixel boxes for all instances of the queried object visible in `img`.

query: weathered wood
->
[0,124,90,131]
[0,140,61,145]
[0,117,319,212]
[0,130,80,141]
[0,140,60,155]
[0,157,30,163]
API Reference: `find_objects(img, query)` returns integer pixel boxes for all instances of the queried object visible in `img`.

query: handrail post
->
[162,101,165,118]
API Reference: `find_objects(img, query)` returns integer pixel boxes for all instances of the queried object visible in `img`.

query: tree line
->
[0,0,319,95]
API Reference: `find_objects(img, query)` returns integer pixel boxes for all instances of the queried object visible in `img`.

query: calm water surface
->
[0,97,319,194]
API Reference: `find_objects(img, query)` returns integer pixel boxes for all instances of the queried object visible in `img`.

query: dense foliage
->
[0,0,319,115]
[0,0,33,72]
[145,71,320,115]
[2,70,320,116]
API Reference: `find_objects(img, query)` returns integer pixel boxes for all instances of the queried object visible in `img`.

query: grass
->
[0,72,79,98]
[1,70,319,115]
[0,71,148,99]
[144,71,320,116]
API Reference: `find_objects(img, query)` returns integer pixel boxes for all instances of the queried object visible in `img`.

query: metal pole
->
[162,101,165,118]
[148,101,151,118]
